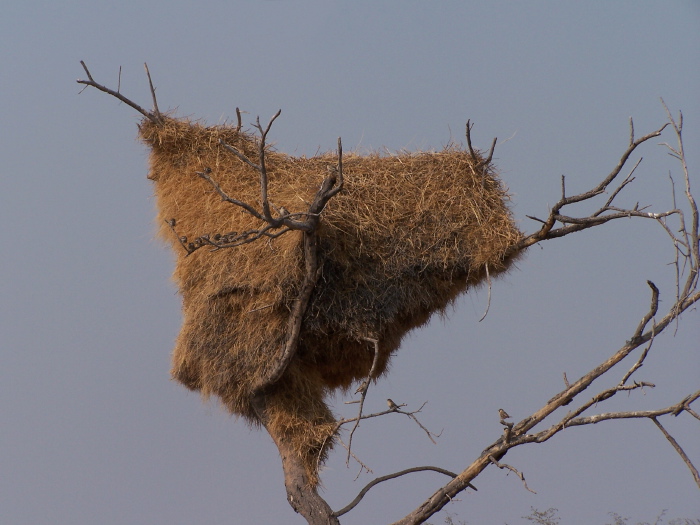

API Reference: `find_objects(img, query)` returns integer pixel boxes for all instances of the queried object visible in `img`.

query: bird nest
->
[139,115,523,484]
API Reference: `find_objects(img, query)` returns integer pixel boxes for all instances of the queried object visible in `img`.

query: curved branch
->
[334,466,472,518]
[250,137,345,394]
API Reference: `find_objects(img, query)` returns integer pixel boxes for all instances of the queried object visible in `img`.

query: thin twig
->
[335,435,373,478]
[345,338,381,465]
[478,263,492,322]
[143,63,161,120]
[488,456,536,493]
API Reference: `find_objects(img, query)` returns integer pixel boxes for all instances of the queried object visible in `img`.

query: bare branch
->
[394,109,698,525]
[335,401,441,449]
[465,119,477,161]
[196,167,266,220]
[652,417,700,490]
[629,116,635,147]
[509,121,669,254]
[77,61,161,123]
[478,137,497,171]
[334,466,474,518]
[345,338,382,464]
[255,110,282,222]
[334,435,373,478]
[488,455,536,494]
[661,100,699,301]
[219,140,263,172]
[143,63,161,121]
[399,402,441,444]
[252,229,322,393]
[466,120,498,186]
[620,335,654,386]
[632,280,659,340]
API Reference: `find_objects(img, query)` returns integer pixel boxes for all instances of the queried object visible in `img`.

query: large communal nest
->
[140,115,523,485]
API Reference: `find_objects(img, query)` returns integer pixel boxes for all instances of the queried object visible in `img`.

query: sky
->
[1,2,699,524]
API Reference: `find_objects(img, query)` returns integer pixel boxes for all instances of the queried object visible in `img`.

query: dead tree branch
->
[175,134,344,256]
[77,61,163,124]
[509,119,670,255]
[466,119,497,171]
[344,338,382,465]
[334,466,474,518]
[651,417,700,490]
[249,134,344,394]
[390,109,699,525]
[488,456,536,494]
[335,402,441,446]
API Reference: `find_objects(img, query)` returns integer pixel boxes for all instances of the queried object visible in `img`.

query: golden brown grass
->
[139,116,523,484]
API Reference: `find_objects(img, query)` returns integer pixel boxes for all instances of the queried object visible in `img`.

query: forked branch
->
[509,119,670,255]
[77,61,163,124]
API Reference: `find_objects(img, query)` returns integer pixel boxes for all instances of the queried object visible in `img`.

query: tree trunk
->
[252,393,340,525]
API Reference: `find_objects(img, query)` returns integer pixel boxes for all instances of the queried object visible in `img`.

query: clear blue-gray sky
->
[1,2,698,524]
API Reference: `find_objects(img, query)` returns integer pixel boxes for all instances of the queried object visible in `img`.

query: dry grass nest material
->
[140,115,523,484]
